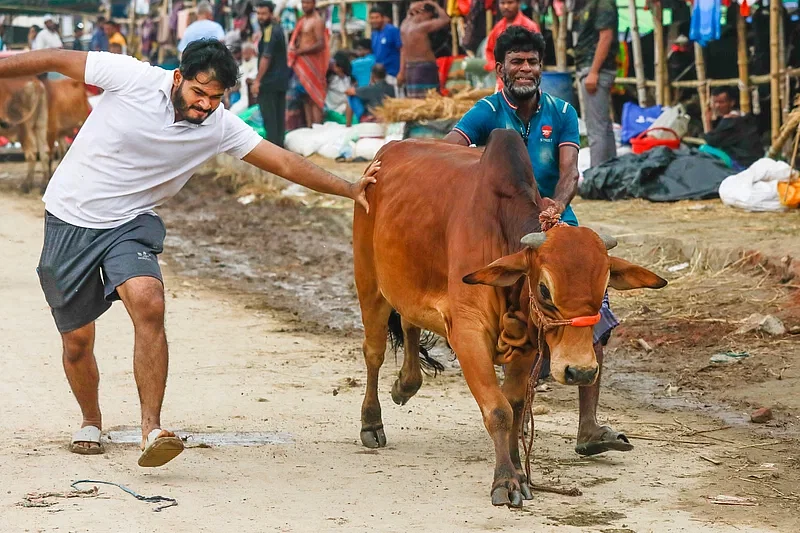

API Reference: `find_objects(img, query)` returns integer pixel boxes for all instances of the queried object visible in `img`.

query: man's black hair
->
[180,38,240,89]
[371,63,387,79]
[711,86,739,105]
[369,6,386,15]
[355,38,371,51]
[256,0,275,11]
[330,50,353,79]
[494,26,546,65]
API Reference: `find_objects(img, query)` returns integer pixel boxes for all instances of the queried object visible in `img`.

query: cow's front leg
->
[450,326,525,508]
[501,353,536,501]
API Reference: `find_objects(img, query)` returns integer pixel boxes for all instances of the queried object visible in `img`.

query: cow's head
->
[463,226,667,386]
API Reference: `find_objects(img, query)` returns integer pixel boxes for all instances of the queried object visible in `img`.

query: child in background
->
[325,51,357,126]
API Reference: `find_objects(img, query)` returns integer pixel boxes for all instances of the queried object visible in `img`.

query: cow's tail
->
[387,309,445,376]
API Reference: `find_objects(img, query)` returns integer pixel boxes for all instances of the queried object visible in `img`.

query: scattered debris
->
[332,388,339,396]
[664,383,680,397]
[533,405,549,416]
[789,325,800,335]
[750,407,774,424]
[699,455,722,465]
[735,313,786,336]
[236,193,257,205]
[535,383,551,393]
[634,338,654,352]
[667,262,690,273]
[708,495,758,506]
[280,184,308,198]
[18,487,99,508]
[710,351,750,364]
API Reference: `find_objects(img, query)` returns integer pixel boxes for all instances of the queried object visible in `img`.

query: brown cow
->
[352,129,667,507]
[44,77,91,176]
[0,76,49,192]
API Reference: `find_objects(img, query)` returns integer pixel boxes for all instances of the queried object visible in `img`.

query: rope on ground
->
[70,480,178,512]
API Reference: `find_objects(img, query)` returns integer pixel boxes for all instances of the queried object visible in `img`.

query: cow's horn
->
[521,232,547,249]
[599,234,618,250]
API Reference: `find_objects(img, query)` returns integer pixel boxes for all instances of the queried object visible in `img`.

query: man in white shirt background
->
[0,39,379,468]
[178,1,225,54]
[31,14,63,51]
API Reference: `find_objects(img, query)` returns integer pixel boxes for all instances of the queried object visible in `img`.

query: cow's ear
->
[463,249,529,287]
[609,257,668,290]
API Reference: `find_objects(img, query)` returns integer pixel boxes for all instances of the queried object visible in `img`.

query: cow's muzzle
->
[563,365,598,386]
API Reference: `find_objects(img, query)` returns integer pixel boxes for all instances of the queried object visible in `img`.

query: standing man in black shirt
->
[574,0,619,167]
[252,0,291,148]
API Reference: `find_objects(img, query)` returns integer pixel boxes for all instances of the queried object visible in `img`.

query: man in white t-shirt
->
[0,39,379,468]
[31,14,63,50]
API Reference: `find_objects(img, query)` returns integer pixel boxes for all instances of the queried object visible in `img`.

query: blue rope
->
[70,480,178,512]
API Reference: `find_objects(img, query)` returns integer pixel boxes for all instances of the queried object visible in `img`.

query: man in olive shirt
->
[574,0,618,166]
[252,0,290,148]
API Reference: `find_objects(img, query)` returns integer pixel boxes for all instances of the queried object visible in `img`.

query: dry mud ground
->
[1,159,799,532]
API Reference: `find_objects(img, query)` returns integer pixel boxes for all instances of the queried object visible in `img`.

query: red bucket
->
[630,127,681,154]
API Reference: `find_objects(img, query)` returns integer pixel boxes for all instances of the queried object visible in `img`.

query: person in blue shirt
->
[369,7,401,87]
[90,16,109,52]
[350,38,376,89]
[444,25,631,458]
[178,1,225,54]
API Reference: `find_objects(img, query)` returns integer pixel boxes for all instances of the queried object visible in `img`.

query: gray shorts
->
[37,211,166,333]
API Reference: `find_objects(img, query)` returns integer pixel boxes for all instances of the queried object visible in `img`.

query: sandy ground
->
[2,180,800,531]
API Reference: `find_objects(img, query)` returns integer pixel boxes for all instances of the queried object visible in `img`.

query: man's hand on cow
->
[352,159,381,213]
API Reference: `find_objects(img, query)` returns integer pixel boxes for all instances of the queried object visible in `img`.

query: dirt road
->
[1,189,798,532]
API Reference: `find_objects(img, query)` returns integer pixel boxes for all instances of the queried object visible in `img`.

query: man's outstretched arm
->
[0,49,87,81]
[243,140,380,212]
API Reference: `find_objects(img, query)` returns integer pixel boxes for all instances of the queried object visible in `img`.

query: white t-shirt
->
[32,28,63,50]
[43,52,263,229]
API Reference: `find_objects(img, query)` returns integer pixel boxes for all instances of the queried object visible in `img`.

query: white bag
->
[649,104,690,140]
[718,158,791,212]
[354,137,389,160]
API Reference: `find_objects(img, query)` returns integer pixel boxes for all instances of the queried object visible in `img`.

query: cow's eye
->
[539,283,551,301]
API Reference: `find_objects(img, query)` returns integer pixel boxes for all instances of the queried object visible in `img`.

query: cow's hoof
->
[390,379,418,406]
[491,486,524,508]
[520,481,533,500]
[360,426,386,448]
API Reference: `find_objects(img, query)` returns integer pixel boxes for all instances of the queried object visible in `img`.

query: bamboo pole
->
[694,42,710,133]
[770,0,780,141]
[451,17,459,57]
[652,0,664,105]
[557,8,567,71]
[736,5,751,113]
[392,2,399,26]
[628,0,647,106]
[486,9,493,38]
[779,10,788,123]
[339,0,348,48]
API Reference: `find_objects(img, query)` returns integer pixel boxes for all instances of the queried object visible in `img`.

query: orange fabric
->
[484,12,541,90]
[287,17,330,110]
[778,180,800,208]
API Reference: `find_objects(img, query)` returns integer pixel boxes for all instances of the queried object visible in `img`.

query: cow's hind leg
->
[358,294,392,448]
[390,316,423,406]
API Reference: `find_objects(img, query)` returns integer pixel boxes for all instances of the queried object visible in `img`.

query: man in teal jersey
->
[444,26,631,457]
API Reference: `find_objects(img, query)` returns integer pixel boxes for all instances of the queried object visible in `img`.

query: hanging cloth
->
[689,0,721,47]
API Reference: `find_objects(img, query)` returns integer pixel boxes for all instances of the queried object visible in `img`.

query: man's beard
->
[503,74,540,100]
[172,82,211,125]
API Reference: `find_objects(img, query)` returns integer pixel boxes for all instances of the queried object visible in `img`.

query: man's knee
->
[119,277,165,328]
[62,325,94,362]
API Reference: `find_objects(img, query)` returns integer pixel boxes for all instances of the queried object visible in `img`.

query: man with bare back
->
[288,0,329,125]
[398,0,449,98]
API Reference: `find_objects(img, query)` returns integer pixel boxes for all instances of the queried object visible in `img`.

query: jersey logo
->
[541,125,552,139]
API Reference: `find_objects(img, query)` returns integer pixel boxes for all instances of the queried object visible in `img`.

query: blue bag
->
[621,102,663,144]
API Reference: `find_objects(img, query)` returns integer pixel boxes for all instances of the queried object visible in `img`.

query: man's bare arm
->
[552,145,580,211]
[443,131,469,145]
[252,55,271,95]
[0,49,87,81]
[589,29,613,77]
[418,1,452,33]
[243,140,379,212]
